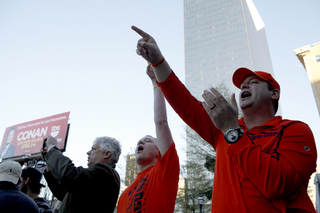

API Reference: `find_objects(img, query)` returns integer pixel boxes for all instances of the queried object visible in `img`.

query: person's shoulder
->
[279,118,314,137]
[160,141,178,158]
[87,163,120,187]
[34,197,49,204]
[156,142,179,170]
[266,116,308,128]
[19,191,36,202]
[34,197,52,212]
[280,118,309,127]
[0,186,39,212]
[88,163,120,176]
[2,186,28,199]
[90,162,116,170]
[18,192,39,209]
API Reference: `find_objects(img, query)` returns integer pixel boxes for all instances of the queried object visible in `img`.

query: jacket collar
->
[239,116,283,132]
[106,162,116,169]
[0,181,20,191]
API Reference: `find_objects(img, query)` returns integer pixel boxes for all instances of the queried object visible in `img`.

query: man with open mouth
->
[117,64,180,213]
[131,25,317,213]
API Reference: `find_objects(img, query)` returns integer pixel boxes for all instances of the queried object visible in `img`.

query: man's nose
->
[240,83,249,89]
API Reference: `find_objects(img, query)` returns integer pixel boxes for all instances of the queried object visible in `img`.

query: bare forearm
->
[152,80,168,125]
[153,60,172,82]
[151,69,173,156]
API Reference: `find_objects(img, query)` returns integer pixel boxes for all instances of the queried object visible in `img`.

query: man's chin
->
[240,102,252,110]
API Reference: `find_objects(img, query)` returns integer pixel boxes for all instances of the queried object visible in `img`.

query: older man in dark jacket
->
[42,135,121,213]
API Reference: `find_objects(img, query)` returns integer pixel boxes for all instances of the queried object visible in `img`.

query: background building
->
[184,0,275,99]
[294,42,320,117]
[124,154,138,187]
[294,43,320,206]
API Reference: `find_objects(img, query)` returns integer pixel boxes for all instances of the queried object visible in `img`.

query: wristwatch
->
[224,128,244,144]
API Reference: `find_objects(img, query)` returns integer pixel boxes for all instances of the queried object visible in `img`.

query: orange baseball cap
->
[232,67,280,91]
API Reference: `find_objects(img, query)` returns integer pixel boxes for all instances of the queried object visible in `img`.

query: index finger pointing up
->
[131,25,150,38]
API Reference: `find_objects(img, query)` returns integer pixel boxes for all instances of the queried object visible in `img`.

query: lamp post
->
[198,196,204,213]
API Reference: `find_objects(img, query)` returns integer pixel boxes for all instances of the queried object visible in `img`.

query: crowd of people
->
[0,25,317,213]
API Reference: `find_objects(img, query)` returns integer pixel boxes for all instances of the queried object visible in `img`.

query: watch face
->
[226,130,238,142]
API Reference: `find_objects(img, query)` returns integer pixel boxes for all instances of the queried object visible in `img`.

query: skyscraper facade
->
[294,42,320,117]
[184,0,275,99]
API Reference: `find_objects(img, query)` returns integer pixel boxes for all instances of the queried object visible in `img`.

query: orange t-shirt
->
[117,142,179,213]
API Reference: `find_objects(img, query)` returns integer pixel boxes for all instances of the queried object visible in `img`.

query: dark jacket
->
[0,181,39,213]
[34,197,53,213]
[44,149,120,213]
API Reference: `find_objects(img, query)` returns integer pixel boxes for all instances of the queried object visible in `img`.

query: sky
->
[1,0,320,177]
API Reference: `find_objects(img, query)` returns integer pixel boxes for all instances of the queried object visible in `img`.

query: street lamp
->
[198,196,204,213]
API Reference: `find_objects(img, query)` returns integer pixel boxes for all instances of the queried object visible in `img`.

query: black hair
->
[21,176,41,194]
[266,82,279,114]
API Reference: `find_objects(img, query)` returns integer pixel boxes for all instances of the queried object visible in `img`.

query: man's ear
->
[24,177,30,185]
[104,151,112,160]
[271,89,280,100]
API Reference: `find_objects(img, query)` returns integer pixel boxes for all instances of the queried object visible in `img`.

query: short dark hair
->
[266,82,279,114]
[21,167,44,195]
[21,176,41,194]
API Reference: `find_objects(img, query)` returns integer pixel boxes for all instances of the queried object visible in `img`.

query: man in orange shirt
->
[131,26,317,212]
[117,64,180,213]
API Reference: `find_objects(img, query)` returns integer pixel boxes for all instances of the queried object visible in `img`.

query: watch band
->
[224,128,244,144]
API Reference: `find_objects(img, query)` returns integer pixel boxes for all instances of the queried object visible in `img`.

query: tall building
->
[294,42,320,117]
[293,41,320,205]
[124,154,138,187]
[184,0,275,99]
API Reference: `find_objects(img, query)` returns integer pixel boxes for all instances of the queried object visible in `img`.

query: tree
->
[180,125,214,213]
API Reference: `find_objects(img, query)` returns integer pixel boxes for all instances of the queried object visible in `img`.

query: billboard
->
[0,112,70,161]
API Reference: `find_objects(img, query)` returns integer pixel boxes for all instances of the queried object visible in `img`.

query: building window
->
[315,54,320,63]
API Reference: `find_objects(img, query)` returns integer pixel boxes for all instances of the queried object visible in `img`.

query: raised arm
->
[146,64,173,156]
[131,26,171,82]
